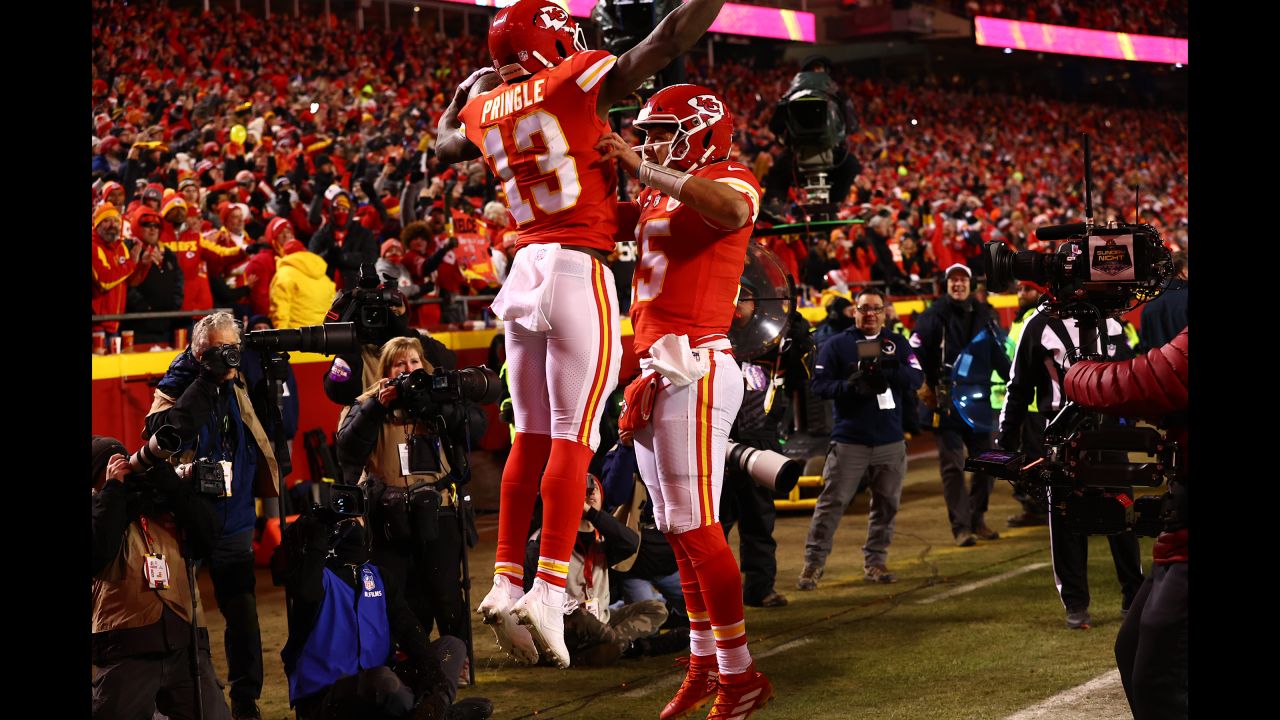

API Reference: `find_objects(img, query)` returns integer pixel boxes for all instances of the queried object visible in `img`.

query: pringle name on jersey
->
[480,78,548,124]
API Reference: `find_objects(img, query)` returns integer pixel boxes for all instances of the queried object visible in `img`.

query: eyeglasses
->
[856,305,885,314]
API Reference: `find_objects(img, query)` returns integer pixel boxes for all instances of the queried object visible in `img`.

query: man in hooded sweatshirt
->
[309,188,379,292]
[270,238,337,329]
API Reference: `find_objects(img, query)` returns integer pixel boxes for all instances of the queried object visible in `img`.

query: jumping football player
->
[598,84,773,720]
[434,0,728,669]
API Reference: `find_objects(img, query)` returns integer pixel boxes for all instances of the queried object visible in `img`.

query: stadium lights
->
[1174,63,1183,68]
[911,118,918,126]
[414,4,420,12]
[1003,48,1013,54]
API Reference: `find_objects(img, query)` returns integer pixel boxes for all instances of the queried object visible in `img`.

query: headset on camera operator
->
[321,263,457,408]
[275,491,493,720]
[334,336,491,652]
[143,311,280,719]
[1065,328,1187,720]
[91,433,230,720]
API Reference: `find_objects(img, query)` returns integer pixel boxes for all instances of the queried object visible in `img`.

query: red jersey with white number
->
[629,160,762,356]
[459,50,619,253]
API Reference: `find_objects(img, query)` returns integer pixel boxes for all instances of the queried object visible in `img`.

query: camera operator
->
[996,304,1144,630]
[321,268,457,408]
[764,55,860,209]
[143,312,281,720]
[1064,328,1187,720]
[91,435,229,720]
[799,289,923,589]
[333,337,479,652]
[911,263,1010,547]
[276,508,493,720]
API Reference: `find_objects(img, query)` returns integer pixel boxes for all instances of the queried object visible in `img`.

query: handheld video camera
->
[848,338,889,396]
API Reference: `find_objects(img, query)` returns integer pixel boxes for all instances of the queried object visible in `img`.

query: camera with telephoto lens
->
[243,322,360,357]
[128,425,183,474]
[350,264,400,330]
[726,441,803,497]
[389,366,502,419]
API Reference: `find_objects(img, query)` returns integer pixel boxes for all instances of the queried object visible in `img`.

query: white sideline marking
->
[755,637,813,659]
[620,638,812,698]
[916,562,1050,604]
[1002,669,1125,720]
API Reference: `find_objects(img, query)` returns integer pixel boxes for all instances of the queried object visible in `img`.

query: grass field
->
[201,452,1150,720]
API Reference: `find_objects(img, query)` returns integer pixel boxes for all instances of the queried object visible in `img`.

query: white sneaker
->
[512,580,571,669]
[477,576,539,665]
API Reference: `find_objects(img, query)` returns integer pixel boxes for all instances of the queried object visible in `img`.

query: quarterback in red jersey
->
[598,84,773,720]
[434,0,729,669]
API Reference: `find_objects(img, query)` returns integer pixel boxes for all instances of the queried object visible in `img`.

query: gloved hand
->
[299,514,334,554]
[848,365,889,396]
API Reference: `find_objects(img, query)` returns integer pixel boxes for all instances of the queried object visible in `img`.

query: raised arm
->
[434,68,503,165]
[596,0,728,118]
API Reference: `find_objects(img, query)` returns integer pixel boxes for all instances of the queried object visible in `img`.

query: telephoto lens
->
[726,441,803,496]
[128,425,183,474]
[243,322,359,356]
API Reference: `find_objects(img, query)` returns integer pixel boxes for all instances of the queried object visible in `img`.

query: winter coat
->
[270,250,337,329]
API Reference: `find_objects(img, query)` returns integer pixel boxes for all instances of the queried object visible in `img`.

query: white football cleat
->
[476,576,538,665]
[512,580,571,669]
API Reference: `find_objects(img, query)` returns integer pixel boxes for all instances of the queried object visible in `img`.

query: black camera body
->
[967,406,1180,537]
[191,459,228,497]
[202,344,242,376]
[984,224,1172,319]
[390,366,502,420]
[313,483,368,523]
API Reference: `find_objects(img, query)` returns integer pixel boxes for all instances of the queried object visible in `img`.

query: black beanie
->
[92,435,127,486]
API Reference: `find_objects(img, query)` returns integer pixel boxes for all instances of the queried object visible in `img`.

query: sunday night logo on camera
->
[1091,241,1134,277]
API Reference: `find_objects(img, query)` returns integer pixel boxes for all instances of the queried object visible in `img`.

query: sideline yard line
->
[1002,670,1125,720]
[915,562,1050,604]
[620,638,814,698]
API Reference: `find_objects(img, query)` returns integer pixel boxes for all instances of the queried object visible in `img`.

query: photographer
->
[276,509,493,720]
[334,337,476,648]
[144,312,281,720]
[911,263,1010,547]
[800,289,923,588]
[321,266,456,408]
[1065,328,1187,720]
[523,474,668,667]
[996,305,1143,630]
[91,435,228,720]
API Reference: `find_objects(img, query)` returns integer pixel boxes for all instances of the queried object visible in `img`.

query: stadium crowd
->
[91,2,1188,718]
[92,0,1188,346]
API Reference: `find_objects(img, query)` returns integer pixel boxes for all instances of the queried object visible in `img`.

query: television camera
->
[966,135,1179,537]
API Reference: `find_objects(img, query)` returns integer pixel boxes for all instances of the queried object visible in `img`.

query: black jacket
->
[91,462,220,578]
[125,246,184,342]
[308,219,379,286]
[910,295,1009,389]
[1138,278,1188,351]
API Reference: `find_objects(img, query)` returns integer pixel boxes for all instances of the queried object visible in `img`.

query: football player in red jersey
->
[434,0,729,669]
[597,84,773,720]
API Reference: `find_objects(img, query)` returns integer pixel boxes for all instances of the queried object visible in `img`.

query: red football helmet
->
[633,84,735,172]
[489,0,587,82]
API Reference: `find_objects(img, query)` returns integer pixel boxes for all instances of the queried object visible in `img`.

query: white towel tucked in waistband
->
[640,334,732,387]
[489,243,563,332]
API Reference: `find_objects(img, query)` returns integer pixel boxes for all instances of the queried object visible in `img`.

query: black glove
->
[200,346,237,380]
[301,514,334,554]
[848,364,889,396]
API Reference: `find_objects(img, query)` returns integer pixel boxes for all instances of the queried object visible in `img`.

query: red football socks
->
[676,522,753,675]
[494,431,552,587]
[669,531,717,658]
[533,438,594,590]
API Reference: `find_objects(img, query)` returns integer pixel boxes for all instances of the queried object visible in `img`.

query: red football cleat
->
[705,665,774,720]
[661,655,719,720]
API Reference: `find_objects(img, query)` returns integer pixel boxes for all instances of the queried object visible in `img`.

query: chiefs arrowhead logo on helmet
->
[534,5,570,32]
[688,94,725,123]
